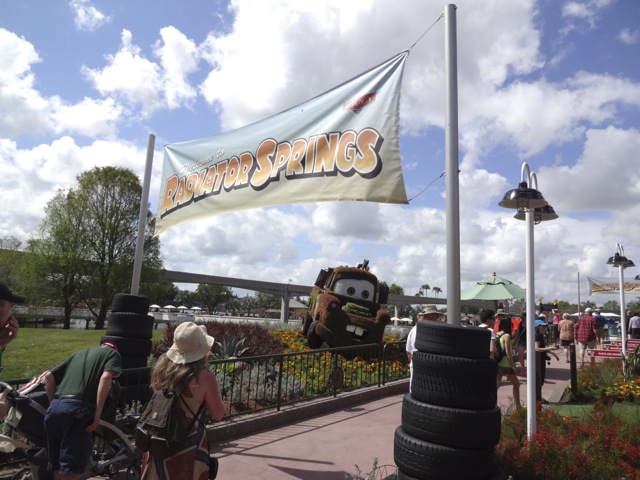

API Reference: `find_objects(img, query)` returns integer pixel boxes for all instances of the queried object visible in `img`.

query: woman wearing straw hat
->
[142,322,225,480]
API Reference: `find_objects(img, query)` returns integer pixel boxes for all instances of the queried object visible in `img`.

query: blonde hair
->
[150,353,208,390]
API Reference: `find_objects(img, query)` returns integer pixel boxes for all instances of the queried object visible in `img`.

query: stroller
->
[0,376,141,480]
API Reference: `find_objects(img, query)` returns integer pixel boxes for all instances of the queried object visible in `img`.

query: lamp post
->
[499,162,557,439]
[606,244,635,354]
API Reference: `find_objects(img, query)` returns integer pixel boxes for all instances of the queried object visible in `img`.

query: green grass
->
[1,328,166,381]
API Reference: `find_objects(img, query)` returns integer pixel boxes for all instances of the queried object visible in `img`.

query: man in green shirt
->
[43,342,122,480]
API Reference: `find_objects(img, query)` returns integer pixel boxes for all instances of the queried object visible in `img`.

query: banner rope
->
[409,12,444,51]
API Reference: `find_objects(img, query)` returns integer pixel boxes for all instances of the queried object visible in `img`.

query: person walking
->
[593,308,606,346]
[513,311,528,375]
[628,311,640,339]
[550,308,561,343]
[141,322,225,480]
[478,309,497,357]
[534,319,559,405]
[558,313,575,363]
[406,306,442,391]
[43,341,122,480]
[575,308,597,367]
[496,316,521,409]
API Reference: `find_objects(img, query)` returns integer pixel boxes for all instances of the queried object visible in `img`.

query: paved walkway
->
[210,359,573,480]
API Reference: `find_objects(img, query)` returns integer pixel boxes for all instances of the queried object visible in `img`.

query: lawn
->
[1,328,166,381]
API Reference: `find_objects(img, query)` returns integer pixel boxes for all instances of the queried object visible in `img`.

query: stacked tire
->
[102,293,154,406]
[394,322,504,480]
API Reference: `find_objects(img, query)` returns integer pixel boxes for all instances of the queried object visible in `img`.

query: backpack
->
[493,333,506,363]
[135,374,203,459]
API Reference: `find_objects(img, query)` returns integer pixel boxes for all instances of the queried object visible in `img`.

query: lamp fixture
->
[606,252,635,268]
[498,164,549,210]
[514,204,558,224]
[498,181,548,210]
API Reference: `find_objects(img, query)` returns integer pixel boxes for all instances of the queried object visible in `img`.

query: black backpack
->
[135,374,204,459]
[493,333,506,363]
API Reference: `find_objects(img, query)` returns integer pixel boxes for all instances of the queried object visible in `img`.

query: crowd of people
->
[404,304,617,409]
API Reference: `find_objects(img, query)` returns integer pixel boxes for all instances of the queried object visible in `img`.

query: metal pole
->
[444,4,461,325]
[525,209,537,437]
[619,265,627,355]
[577,271,581,315]
[131,134,156,296]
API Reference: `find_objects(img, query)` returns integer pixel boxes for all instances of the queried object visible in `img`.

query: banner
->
[154,51,409,235]
[588,276,640,295]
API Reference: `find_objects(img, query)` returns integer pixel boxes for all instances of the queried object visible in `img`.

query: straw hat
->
[166,322,214,364]
[418,305,441,316]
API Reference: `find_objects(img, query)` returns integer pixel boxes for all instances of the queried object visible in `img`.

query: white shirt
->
[406,325,417,360]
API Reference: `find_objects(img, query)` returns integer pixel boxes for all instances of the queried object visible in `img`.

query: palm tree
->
[432,286,442,298]
[420,284,431,297]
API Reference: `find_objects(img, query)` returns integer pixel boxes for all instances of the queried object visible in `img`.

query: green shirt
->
[50,347,122,403]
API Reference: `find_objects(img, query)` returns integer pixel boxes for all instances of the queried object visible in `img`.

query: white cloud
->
[69,0,110,32]
[154,27,199,109]
[618,28,639,45]
[82,30,163,116]
[562,0,615,28]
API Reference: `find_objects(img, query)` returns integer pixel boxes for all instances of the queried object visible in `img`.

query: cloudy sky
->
[2,0,639,307]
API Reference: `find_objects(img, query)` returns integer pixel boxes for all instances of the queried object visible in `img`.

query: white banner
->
[155,51,409,235]
[588,276,640,295]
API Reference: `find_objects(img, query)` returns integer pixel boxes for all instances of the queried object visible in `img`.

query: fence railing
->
[3,341,409,421]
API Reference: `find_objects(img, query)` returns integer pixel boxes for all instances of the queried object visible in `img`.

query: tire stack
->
[101,293,154,406]
[394,322,504,480]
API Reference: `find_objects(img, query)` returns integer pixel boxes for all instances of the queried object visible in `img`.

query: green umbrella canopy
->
[461,272,526,301]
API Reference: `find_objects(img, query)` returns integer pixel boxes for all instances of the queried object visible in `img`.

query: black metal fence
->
[3,341,409,421]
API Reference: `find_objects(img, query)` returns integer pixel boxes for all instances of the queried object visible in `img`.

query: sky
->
[1,0,639,308]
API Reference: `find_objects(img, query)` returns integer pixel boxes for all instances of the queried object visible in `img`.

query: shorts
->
[560,339,573,347]
[578,340,596,350]
[498,366,515,376]
[44,398,94,475]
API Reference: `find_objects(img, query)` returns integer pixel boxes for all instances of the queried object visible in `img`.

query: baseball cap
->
[0,282,25,304]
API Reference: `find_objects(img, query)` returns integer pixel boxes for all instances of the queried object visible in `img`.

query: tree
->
[602,300,620,312]
[24,191,88,329]
[255,292,282,314]
[432,287,442,298]
[0,236,24,290]
[143,281,179,307]
[27,167,163,329]
[238,295,258,316]
[195,284,233,314]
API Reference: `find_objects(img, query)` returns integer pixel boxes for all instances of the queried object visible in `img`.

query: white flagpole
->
[131,134,156,296]
[444,4,461,324]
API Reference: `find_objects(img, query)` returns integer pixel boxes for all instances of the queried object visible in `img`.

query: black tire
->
[111,293,150,315]
[411,352,497,409]
[106,313,154,339]
[100,336,152,357]
[401,393,501,449]
[120,354,149,369]
[306,320,323,349]
[415,322,490,359]
[394,426,494,480]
